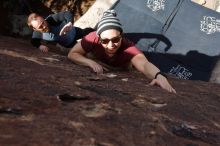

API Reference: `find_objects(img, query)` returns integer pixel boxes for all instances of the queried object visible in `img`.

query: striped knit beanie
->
[96,9,122,35]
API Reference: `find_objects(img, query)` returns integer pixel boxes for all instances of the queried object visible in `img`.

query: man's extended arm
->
[131,54,176,93]
[31,32,49,52]
[50,11,74,36]
[31,38,41,48]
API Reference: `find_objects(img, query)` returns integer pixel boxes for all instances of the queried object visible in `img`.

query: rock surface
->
[0,0,220,145]
[0,35,220,146]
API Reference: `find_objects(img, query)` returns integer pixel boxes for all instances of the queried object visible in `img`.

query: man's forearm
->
[68,53,94,67]
[31,38,41,48]
[143,61,160,80]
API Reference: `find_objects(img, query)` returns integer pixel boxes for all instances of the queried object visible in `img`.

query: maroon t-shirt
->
[81,32,142,67]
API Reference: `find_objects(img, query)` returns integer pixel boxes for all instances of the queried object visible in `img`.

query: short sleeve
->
[123,39,142,57]
[81,32,98,52]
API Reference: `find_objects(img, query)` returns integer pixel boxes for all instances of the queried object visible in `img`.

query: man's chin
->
[44,30,49,33]
[107,50,116,54]
[106,52,115,57]
[40,28,49,33]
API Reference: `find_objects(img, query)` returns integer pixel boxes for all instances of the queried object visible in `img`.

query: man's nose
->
[107,41,114,47]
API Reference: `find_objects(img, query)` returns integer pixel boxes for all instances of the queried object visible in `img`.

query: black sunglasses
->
[100,35,122,44]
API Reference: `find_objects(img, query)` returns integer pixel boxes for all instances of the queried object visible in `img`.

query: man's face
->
[99,29,122,57]
[31,16,49,33]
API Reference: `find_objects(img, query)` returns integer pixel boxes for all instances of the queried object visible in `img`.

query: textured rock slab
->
[0,35,220,146]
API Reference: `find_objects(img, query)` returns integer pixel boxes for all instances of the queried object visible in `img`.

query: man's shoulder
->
[83,31,98,41]
[50,11,72,19]
[81,31,100,51]
[87,31,97,36]
[121,38,142,54]
[121,38,136,49]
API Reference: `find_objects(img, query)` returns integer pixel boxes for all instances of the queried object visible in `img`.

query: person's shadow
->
[123,32,219,81]
[124,32,172,52]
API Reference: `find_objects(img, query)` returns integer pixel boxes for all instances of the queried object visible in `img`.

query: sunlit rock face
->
[0,35,220,146]
[0,0,220,84]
